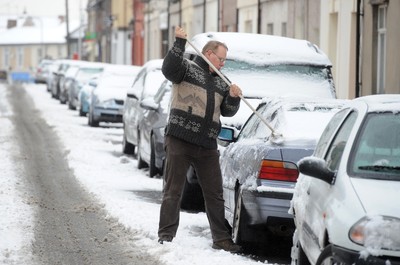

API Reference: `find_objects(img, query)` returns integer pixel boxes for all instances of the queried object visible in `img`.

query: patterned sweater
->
[162,37,240,149]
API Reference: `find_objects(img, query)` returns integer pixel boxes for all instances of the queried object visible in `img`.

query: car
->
[59,64,80,104]
[122,59,165,155]
[290,94,400,265]
[181,31,338,210]
[50,59,85,99]
[88,64,141,127]
[217,96,345,248]
[137,79,171,178]
[67,62,106,110]
[34,59,53,84]
[78,76,98,116]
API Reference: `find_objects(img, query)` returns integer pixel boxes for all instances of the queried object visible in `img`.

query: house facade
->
[83,0,400,98]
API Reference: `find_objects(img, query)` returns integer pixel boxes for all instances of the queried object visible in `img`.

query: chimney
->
[7,20,17,29]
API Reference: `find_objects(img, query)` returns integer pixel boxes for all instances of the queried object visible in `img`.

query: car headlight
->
[349,216,400,251]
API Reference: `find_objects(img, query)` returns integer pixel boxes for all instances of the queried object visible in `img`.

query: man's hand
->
[175,26,187,39]
[229,84,242,97]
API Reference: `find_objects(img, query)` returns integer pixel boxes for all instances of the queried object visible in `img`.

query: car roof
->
[185,32,332,66]
[352,94,400,112]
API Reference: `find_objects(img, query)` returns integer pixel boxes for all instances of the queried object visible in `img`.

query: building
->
[0,15,77,74]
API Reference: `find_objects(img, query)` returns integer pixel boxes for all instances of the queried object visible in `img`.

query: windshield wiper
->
[358,165,400,172]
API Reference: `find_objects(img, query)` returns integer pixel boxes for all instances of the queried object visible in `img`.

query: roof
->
[0,16,80,45]
[353,94,400,112]
[186,32,332,66]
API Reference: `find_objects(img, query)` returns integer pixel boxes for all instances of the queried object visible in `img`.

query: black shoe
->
[212,239,242,253]
[158,235,173,244]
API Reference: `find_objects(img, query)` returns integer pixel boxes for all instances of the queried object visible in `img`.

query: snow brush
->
[186,39,284,144]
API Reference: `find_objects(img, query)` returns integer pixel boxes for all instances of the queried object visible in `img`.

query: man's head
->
[202,40,228,72]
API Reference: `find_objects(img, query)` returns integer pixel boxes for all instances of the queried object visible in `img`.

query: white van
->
[185,32,336,129]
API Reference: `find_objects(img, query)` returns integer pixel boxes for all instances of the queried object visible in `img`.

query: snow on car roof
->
[353,94,400,113]
[185,32,332,66]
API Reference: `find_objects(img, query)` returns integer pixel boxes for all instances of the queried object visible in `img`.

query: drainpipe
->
[257,0,261,33]
[203,0,206,32]
[356,0,362,98]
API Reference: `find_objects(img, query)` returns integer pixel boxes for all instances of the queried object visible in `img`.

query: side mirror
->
[140,97,159,110]
[298,157,336,184]
[217,127,236,147]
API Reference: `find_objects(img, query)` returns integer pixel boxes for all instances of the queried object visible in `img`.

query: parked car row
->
[35,31,399,263]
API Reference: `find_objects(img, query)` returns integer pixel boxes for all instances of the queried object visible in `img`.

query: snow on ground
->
[0,83,270,264]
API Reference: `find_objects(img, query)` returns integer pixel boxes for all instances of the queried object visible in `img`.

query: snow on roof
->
[0,16,79,45]
[186,32,332,66]
[353,94,400,113]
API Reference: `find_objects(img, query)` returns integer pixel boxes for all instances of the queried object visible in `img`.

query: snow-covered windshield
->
[222,60,334,99]
[76,68,104,83]
[350,112,400,180]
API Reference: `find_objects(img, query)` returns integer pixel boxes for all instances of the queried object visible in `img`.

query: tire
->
[79,108,86,117]
[180,178,204,211]
[88,110,99,127]
[137,135,148,170]
[122,131,135,155]
[149,134,159,178]
[232,186,244,245]
[68,101,76,110]
[316,244,342,265]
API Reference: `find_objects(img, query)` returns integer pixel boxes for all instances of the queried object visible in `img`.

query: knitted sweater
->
[162,37,240,149]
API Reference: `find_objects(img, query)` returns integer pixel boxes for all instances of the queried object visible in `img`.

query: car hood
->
[94,86,128,102]
[350,178,400,216]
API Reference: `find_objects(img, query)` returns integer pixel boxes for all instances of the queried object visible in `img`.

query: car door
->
[300,110,358,263]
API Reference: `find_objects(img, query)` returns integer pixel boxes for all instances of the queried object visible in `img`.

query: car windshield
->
[350,112,400,180]
[76,68,104,83]
[222,60,334,98]
[239,100,342,145]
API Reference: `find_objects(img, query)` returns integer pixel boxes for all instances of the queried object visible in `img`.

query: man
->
[158,26,242,253]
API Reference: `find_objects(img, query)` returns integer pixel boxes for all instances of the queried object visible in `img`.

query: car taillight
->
[258,160,299,182]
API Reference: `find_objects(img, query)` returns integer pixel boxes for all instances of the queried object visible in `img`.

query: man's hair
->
[202,40,228,54]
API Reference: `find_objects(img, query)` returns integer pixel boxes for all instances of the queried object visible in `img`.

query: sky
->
[0,82,268,264]
[0,0,86,21]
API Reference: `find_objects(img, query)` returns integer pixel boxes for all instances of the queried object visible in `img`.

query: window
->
[3,47,10,68]
[314,109,352,158]
[325,112,357,172]
[376,5,387,94]
[17,47,24,69]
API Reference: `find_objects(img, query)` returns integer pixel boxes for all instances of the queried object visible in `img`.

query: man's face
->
[206,46,227,72]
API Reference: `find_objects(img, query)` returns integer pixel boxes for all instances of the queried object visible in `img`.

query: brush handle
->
[186,39,278,135]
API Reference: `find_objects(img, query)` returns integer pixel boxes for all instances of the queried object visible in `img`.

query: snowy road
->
[7,83,162,265]
[1,82,291,265]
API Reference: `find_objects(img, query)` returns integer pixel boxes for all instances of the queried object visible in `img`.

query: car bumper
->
[242,189,293,226]
[93,107,123,123]
[332,245,400,265]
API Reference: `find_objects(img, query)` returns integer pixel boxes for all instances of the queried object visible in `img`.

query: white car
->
[290,94,400,265]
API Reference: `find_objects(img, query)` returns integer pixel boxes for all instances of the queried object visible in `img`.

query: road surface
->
[7,83,163,265]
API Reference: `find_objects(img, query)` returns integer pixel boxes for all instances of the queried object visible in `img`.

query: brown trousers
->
[158,135,231,242]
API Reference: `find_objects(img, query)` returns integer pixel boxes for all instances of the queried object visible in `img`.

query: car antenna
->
[186,38,284,144]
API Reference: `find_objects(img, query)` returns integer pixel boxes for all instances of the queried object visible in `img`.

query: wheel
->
[232,186,244,245]
[88,109,99,127]
[316,244,342,265]
[149,134,159,178]
[122,130,135,154]
[68,100,76,110]
[291,229,311,265]
[137,135,148,170]
[79,107,86,117]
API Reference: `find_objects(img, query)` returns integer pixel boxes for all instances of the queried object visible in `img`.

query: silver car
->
[218,96,344,247]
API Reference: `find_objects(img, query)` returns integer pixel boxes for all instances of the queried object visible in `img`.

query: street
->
[0,82,291,265]
[5,83,163,265]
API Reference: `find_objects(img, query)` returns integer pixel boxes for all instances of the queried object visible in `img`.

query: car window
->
[142,70,164,99]
[350,113,400,180]
[314,108,351,158]
[325,111,357,171]
[128,70,146,96]
[238,103,272,140]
